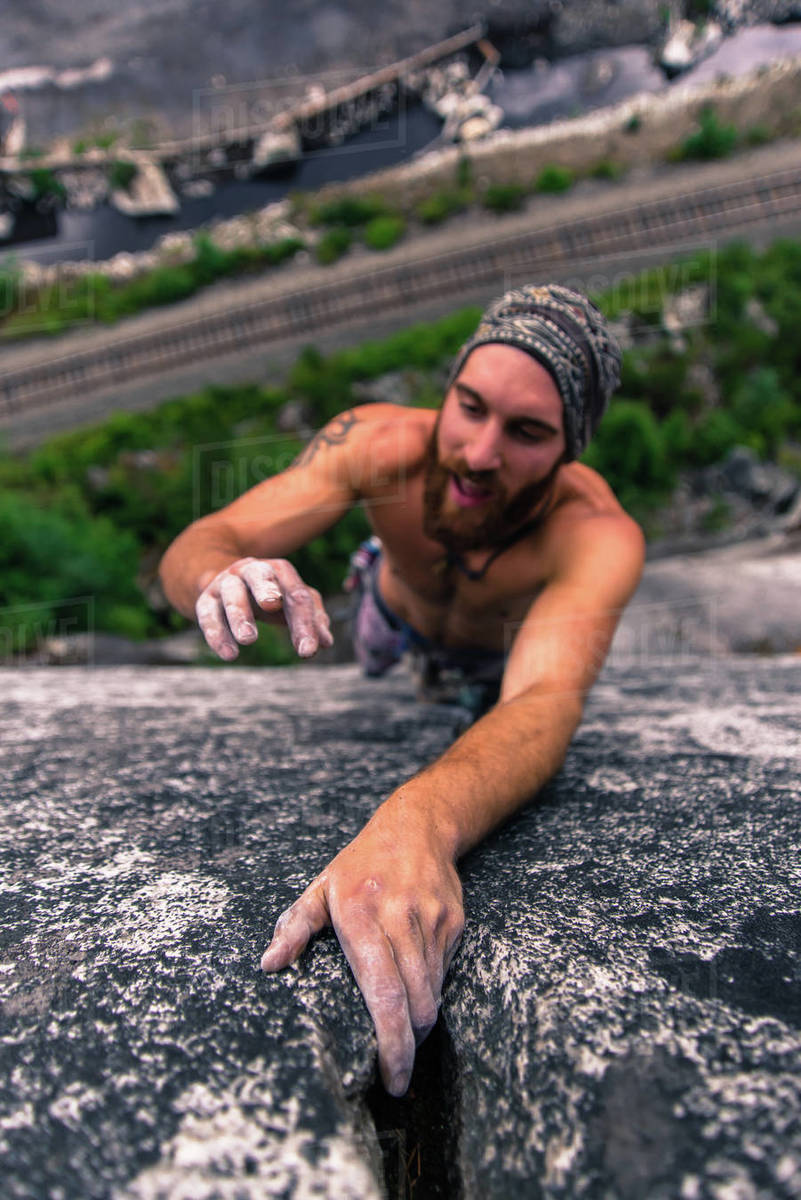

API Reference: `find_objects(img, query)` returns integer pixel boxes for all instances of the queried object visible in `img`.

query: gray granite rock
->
[1,658,799,1197]
[447,655,801,1198]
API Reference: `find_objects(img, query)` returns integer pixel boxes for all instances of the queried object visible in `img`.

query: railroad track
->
[2,163,801,420]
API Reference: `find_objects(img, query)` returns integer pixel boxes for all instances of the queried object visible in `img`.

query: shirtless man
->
[159,284,645,1098]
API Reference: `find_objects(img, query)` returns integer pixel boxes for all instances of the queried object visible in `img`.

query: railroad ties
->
[3,163,801,421]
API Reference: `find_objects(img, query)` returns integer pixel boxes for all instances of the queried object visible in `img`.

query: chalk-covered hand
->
[260,799,464,1096]
[195,556,333,661]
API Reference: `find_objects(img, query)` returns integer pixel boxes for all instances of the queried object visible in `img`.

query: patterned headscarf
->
[447,283,622,461]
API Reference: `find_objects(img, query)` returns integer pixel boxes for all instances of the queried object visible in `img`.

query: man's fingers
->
[195,592,239,660]
[260,885,330,971]
[391,933,441,1047]
[315,606,334,649]
[336,915,416,1097]
[238,560,283,610]
[268,561,322,656]
[220,574,259,644]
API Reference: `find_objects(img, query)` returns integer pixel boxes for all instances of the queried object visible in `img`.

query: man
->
[159,284,645,1098]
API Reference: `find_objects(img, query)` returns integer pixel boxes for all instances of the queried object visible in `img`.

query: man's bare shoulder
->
[345,403,434,494]
[544,461,646,579]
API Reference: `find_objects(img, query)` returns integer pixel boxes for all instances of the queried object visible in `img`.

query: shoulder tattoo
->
[290,409,359,468]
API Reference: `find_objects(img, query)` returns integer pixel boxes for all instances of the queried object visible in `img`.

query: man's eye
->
[516,428,545,442]
[460,401,482,416]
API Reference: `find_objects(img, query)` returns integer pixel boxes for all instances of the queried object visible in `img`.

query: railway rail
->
[2,164,801,421]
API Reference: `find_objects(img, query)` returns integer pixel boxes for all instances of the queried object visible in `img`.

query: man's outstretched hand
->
[260,799,464,1096]
[195,557,334,661]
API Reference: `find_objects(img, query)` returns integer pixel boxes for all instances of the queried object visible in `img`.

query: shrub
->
[624,113,642,134]
[729,367,798,458]
[589,159,624,181]
[28,169,67,203]
[691,408,741,465]
[363,214,406,250]
[482,182,527,213]
[534,164,574,194]
[582,400,674,509]
[108,160,138,191]
[315,226,352,265]
[674,106,738,161]
[0,490,142,651]
[263,236,304,266]
[310,194,387,227]
[415,188,469,225]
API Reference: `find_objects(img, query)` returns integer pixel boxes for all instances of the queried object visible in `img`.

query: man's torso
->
[358,406,627,652]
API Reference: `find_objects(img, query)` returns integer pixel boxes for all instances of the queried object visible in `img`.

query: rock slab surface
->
[0,659,799,1198]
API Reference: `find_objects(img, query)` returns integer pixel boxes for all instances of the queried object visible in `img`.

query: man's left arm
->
[261,514,645,1095]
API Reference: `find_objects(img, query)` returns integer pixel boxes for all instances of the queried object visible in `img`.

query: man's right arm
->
[158,404,402,657]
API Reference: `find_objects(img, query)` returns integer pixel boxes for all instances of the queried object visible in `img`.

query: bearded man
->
[159,284,645,1098]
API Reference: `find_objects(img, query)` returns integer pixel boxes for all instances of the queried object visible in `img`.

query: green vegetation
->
[0,234,305,340]
[315,226,352,264]
[363,214,406,251]
[415,187,471,225]
[624,113,642,134]
[28,169,67,203]
[589,159,625,181]
[309,193,388,227]
[4,238,801,660]
[108,160,138,191]
[482,182,527,213]
[534,164,574,194]
[670,105,739,161]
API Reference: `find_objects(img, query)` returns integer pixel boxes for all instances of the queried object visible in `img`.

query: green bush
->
[729,367,798,457]
[534,164,574,194]
[482,182,527,213]
[691,408,742,465]
[263,236,305,266]
[624,113,642,134]
[582,400,674,509]
[363,214,406,251]
[589,159,624,181]
[0,491,142,651]
[310,194,387,227]
[315,226,352,265]
[108,160,138,191]
[674,106,738,161]
[415,188,470,225]
[28,169,67,203]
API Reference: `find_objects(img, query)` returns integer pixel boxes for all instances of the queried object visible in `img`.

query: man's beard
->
[421,423,561,555]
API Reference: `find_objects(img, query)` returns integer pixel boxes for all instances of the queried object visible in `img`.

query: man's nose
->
[463,423,503,472]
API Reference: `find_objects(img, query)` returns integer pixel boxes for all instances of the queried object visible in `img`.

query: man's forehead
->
[452,344,563,425]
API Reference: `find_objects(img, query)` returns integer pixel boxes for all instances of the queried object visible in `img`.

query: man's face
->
[422,343,567,554]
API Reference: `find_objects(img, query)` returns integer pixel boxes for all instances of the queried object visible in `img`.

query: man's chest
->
[363,489,548,648]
